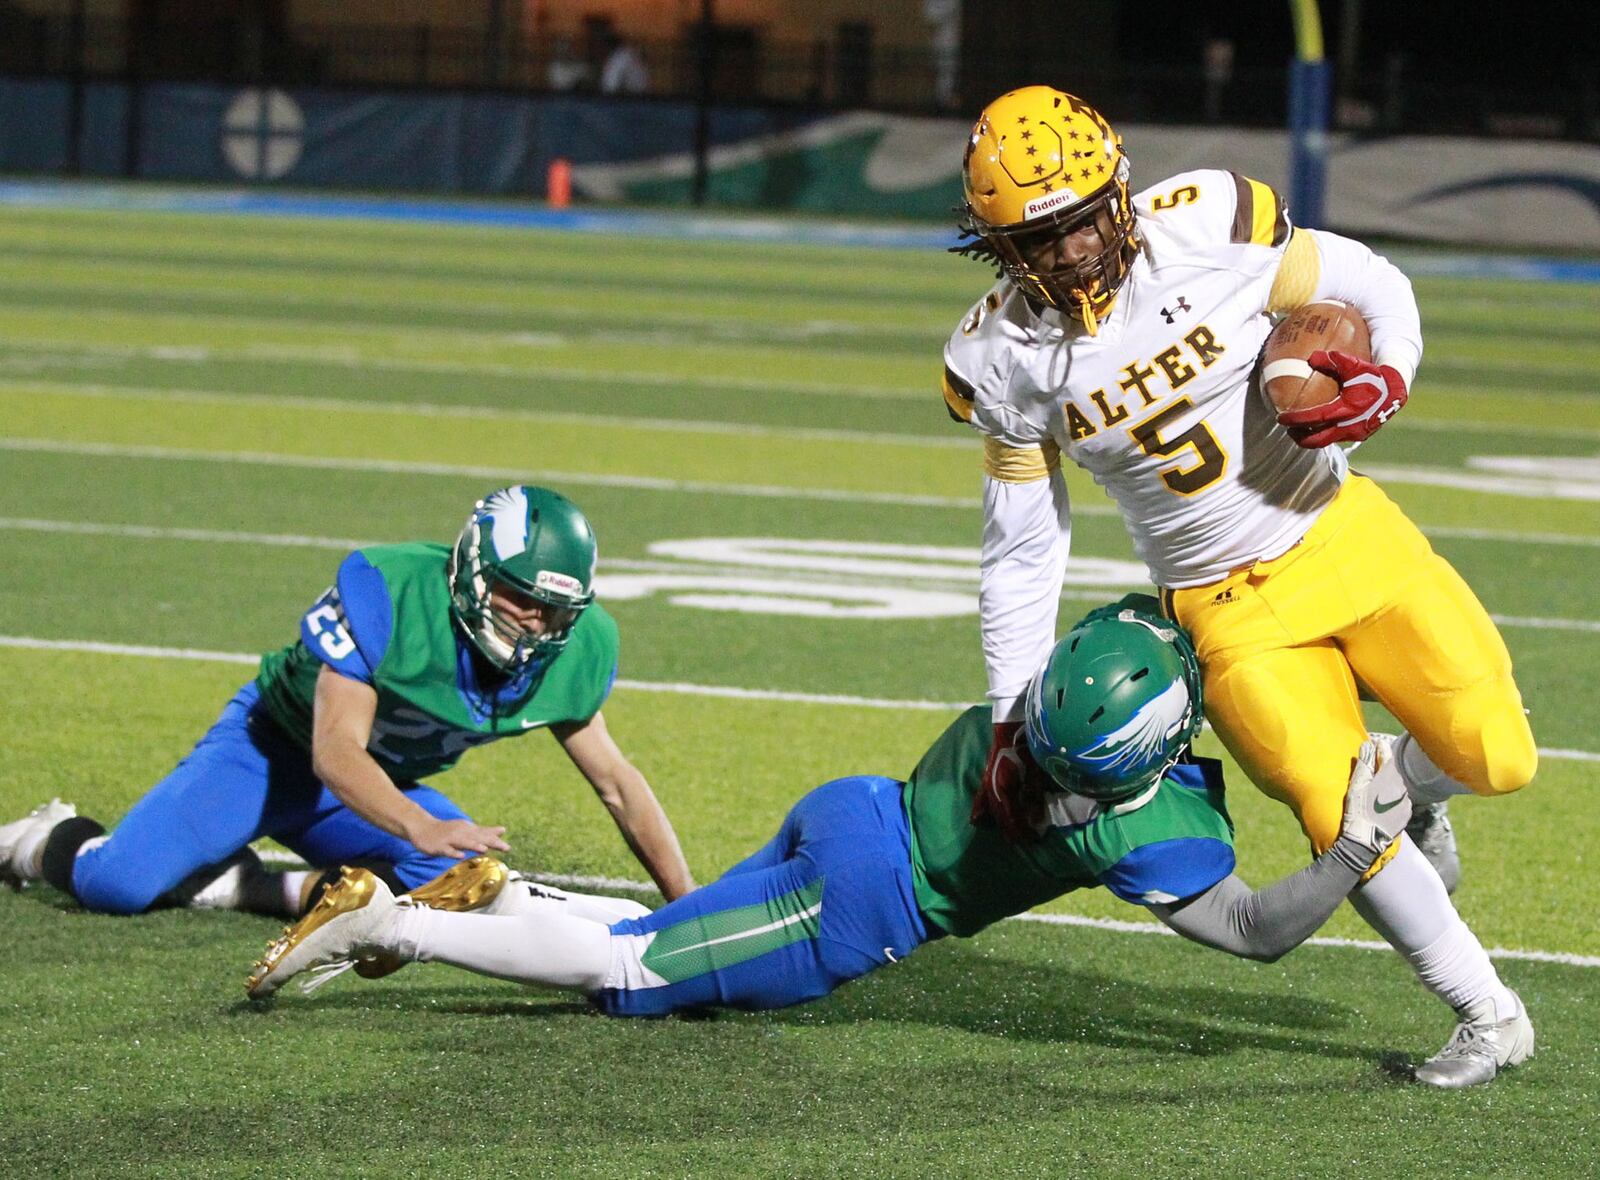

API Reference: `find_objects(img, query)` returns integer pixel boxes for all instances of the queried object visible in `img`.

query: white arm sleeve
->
[980,467,1070,721]
[1306,227,1424,387]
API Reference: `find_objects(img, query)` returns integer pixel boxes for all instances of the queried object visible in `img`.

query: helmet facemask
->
[973,178,1138,332]
[953,86,1140,335]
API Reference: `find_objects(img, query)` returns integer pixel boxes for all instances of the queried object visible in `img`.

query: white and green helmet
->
[447,485,598,671]
[1023,602,1205,803]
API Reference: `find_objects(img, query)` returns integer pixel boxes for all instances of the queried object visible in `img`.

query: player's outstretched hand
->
[406,816,511,859]
[1336,739,1412,863]
[1277,349,1408,448]
[970,721,1047,843]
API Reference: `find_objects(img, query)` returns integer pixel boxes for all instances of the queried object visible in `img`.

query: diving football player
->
[943,86,1537,1086]
[248,602,1521,1085]
[0,486,694,920]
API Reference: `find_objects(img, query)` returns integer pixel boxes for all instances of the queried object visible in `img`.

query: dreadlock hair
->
[948,208,1005,278]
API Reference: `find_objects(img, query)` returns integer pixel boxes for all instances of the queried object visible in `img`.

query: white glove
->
[1331,739,1413,870]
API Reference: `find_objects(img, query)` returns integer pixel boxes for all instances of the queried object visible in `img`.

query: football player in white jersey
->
[944,86,1538,1087]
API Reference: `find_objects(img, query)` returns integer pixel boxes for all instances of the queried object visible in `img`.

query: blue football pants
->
[595,774,930,1016]
[71,682,473,914]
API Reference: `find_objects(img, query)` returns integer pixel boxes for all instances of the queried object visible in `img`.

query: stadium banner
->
[0,77,1595,251]
[0,77,70,171]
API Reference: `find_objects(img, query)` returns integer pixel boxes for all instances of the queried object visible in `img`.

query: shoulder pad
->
[1135,169,1291,253]
[943,282,1012,424]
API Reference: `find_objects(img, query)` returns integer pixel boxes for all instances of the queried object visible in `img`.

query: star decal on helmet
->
[995,118,1064,187]
[956,86,1137,327]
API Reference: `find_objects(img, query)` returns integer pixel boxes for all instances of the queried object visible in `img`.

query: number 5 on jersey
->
[1129,397,1228,495]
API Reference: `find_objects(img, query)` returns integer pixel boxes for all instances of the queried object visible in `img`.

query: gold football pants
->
[1161,474,1537,861]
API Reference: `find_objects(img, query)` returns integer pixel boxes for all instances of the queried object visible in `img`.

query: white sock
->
[281,871,311,915]
[1351,838,1517,1018]
[386,905,613,992]
[486,879,651,924]
[1409,923,1521,1020]
[1397,732,1472,805]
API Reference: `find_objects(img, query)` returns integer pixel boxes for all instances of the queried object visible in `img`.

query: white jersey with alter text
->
[944,168,1353,587]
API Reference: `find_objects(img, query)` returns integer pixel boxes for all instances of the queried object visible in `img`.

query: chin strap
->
[1076,291,1101,336]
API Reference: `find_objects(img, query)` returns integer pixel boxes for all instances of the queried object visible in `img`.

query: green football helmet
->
[447,486,598,672]
[1023,602,1204,803]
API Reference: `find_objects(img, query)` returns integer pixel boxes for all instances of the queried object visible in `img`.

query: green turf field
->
[1,198,1597,1178]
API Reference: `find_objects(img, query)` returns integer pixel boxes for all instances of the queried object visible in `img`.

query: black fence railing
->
[2,14,1595,142]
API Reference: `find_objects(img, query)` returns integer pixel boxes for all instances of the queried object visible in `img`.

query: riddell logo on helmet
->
[535,570,584,596]
[1023,188,1083,220]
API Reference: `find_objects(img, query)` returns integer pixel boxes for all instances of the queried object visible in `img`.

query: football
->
[1259,300,1372,414]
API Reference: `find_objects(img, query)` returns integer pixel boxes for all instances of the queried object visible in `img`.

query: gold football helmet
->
[956,86,1139,334]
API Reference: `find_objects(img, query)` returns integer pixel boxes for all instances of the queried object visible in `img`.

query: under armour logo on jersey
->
[1160,297,1191,323]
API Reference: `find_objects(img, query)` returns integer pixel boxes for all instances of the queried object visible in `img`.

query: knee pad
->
[1473,708,1539,796]
[1425,683,1538,797]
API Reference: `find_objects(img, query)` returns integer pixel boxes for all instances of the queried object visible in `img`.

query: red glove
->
[1277,349,1408,448]
[970,721,1048,843]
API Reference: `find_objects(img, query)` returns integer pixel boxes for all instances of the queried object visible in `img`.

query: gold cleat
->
[352,856,511,980]
[245,866,391,999]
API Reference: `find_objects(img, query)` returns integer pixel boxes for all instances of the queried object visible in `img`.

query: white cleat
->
[0,799,77,888]
[1415,992,1534,1088]
[246,867,399,999]
[1407,801,1461,895]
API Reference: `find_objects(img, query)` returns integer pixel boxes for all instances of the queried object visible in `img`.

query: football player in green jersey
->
[245,599,1495,1085]
[0,486,695,925]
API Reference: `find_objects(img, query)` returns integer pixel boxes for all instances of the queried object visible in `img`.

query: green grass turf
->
[0,198,1597,1177]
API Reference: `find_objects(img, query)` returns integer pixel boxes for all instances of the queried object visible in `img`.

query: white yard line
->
[12,436,1600,538]
[0,379,975,450]
[0,516,371,551]
[0,332,932,401]
[5,516,1600,628]
[2,634,1597,764]
[0,437,1013,511]
[1424,526,1600,549]
[1491,614,1600,634]
[1014,912,1600,969]
[0,275,942,341]
[251,853,1600,969]
[5,343,1600,433]
[1358,462,1600,502]
[6,370,1600,445]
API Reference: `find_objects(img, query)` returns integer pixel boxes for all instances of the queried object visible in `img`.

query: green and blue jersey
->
[598,706,1238,1016]
[255,543,618,782]
[904,706,1236,937]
